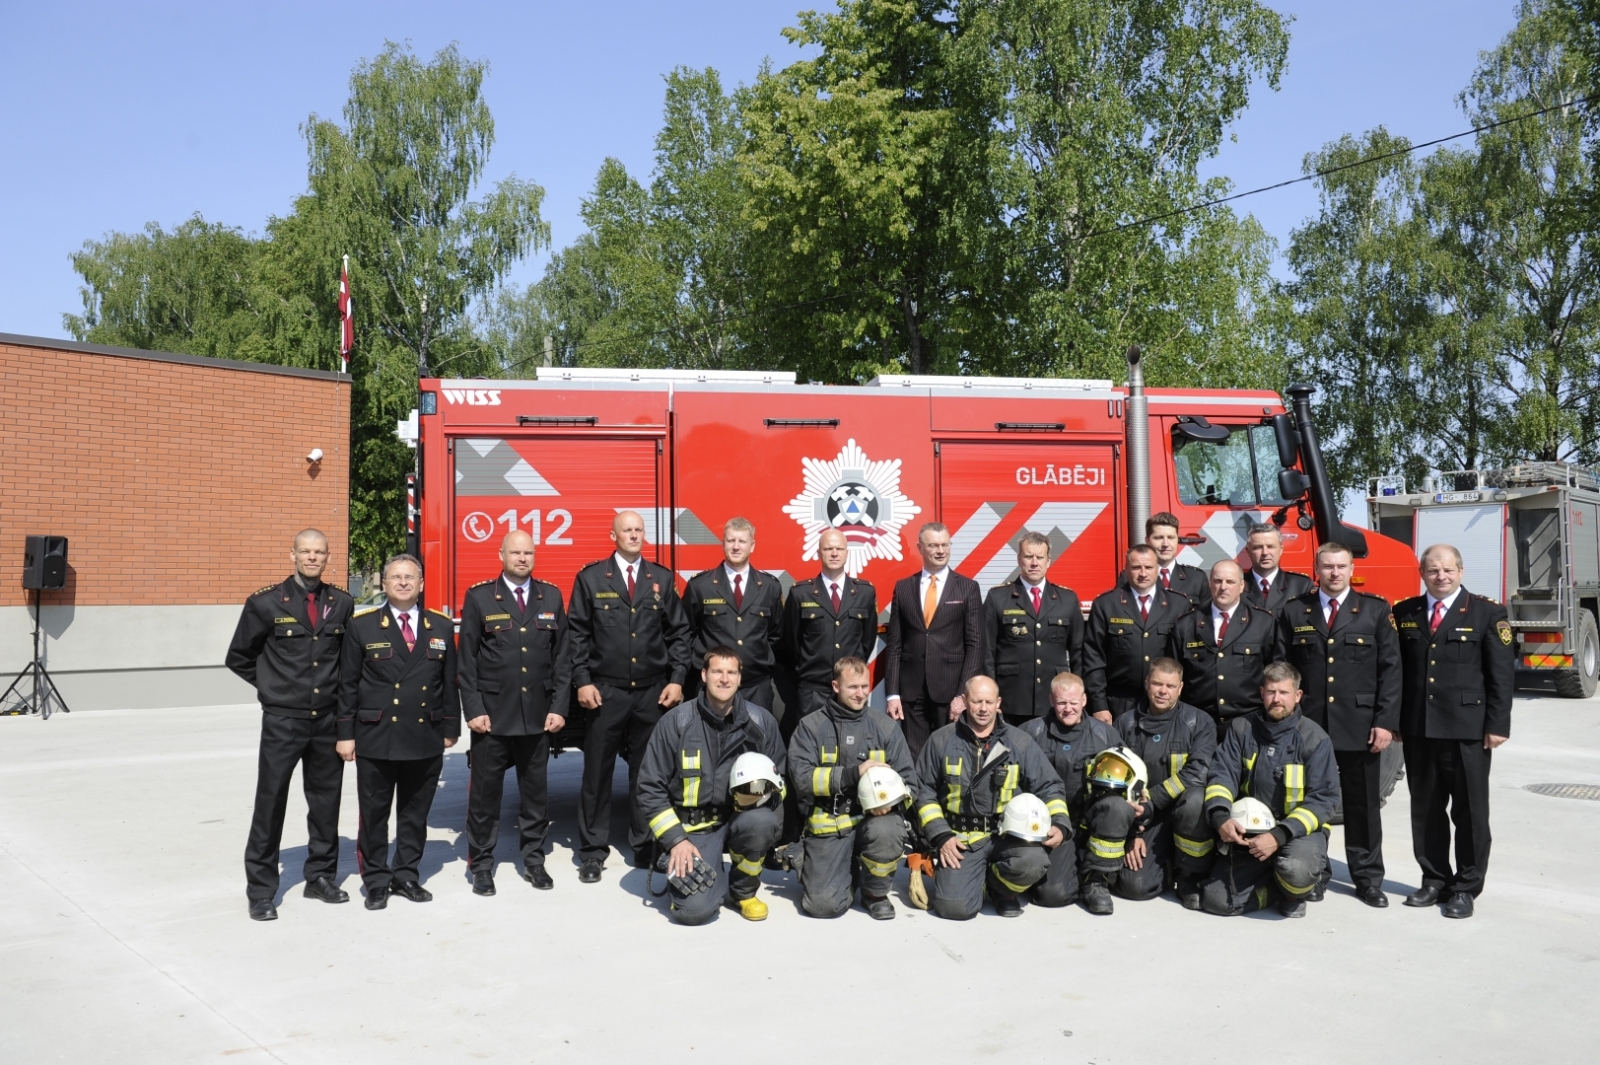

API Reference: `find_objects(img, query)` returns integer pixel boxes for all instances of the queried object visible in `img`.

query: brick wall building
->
[0,333,350,710]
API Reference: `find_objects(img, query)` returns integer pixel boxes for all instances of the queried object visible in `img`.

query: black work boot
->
[862,892,896,920]
[1176,875,1202,911]
[1081,875,1114,916]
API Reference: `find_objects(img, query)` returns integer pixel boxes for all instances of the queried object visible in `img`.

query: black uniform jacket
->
[636,695,787,851]
[1205,708,1340,846]
[984,579,1085,719]
[1021,713,1122,818]
[458,576,567,734]
[1167,603,1284,728]
[1082,583,1189,715]
[338,606,461,760]
[1276,590,1402,752]
[911,719,1070,848]
[1242,567,1316,614]
[1162,562,1212,610]
[884,569,985,705]
[788,698,914,834]
[562,556,692,690]
[779,574,878,692]
[684,566,783,681]
[1394,589,1514,740]
[1114,699,1216,815]
[226,576,354,718]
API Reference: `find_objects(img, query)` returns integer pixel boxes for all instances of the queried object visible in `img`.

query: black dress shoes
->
[248,899,278,921]
[303,876,349,904]
[524,865,554,890]
[392,880,433,903]
[1404,884,1443,907]
[1357,885,1389,908]
[364,887,390,910]
[472,872,496,896]
[579,859,603,884]
[1442,891,1475,919]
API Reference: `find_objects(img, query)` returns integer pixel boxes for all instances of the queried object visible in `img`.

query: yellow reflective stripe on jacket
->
[1205,783,1234,803]
[868,748,885,763]
[1286,807,1320,834]
[682,776,701,808]
[1045,798,1070,818]
[1170,751,1188,776]
[1088,836,1126,860]
[998,764,1020,807]
[944,757,964,815]
[648,809,681,838]
[811,766,832,797]
[731,851,764,876]
[1276,870,1315,896]
[681,749,701,770]
[821,746,838,765]
[1162,775,1185,799]
[807,809,861,836]
[682,817,722,833]
[1283,763,1306,814]
[917,803,944,828]
[992,868,1031,895]
[956,830,990,846]
[1174,834,1214,858]
[1241,751,1257,796]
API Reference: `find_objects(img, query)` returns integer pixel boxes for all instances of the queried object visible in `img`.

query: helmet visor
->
[1090,753,1137,788]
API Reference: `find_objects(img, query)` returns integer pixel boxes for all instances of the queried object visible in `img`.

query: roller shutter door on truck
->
[1415,503,1506,600]
[937,442,1120,602]
[452,436,662,602]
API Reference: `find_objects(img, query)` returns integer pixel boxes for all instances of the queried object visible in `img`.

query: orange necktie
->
[923,574,939,627]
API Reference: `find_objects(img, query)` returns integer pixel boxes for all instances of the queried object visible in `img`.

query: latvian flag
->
[338,255,353,373]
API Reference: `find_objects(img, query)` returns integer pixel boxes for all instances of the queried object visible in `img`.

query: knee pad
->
[933,897,981,921]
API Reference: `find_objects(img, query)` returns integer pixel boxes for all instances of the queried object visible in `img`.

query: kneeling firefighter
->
[910,675,1072,919]
[787,656,916,920]
[1201,660,1340,918]
[636,646,788,924]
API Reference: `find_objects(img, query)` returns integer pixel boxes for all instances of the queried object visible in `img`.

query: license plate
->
[1435,491,1482,503]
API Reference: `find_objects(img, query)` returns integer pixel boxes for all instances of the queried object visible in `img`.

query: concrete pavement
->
[3,694,1598,1064]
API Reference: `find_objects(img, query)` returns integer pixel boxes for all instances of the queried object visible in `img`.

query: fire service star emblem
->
[783,438,921,578]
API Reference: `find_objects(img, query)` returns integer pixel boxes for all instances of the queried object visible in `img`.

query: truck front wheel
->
[1554,611,1599,699]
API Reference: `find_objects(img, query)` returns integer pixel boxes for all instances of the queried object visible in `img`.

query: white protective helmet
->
[1230,797,1276,835]
[999,793,1052,842]
[729,752,784,807]
[857,765,909,814]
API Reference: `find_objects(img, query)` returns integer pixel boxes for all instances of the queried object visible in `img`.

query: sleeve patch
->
[1497,619,1513,645]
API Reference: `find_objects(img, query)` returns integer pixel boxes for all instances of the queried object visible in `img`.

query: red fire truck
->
[413,356,1416,641]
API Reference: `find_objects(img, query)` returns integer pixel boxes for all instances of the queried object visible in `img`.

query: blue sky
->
[0,1,1522,341]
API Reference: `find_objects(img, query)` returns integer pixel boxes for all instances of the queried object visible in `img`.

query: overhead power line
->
[493,92,1598,374]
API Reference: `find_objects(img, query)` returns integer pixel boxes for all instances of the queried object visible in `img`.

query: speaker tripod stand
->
[1,589,70,718]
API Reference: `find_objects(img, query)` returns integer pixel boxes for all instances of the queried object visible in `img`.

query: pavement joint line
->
[0,837,288,1064]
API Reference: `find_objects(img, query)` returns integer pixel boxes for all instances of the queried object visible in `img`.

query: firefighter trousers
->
[667,805,783,926]
[1201,830,1329,915]
[1029,833,1082,907]
[1082,787,1213,900]
[932,835,1050,921]
[799,811,909,918]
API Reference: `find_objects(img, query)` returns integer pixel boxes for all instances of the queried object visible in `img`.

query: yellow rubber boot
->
[734,895,769,921]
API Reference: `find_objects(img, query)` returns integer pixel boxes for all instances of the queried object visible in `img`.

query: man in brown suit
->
[884,522,985,758]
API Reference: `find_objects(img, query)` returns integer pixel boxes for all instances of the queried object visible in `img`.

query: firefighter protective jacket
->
[787,697,914,837]
[1204,708,1340,847]
[1113,700,1216,816]
[636,695,787,852]
[1021,713,1123,817]
[911,719,1070,851]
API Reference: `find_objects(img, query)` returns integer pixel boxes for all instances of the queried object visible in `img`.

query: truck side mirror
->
[1173,415,1230,442]
[1278,468,1310,501]
[1270,413,1299,468]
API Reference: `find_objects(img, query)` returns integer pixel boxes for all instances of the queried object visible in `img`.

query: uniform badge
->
[1060,743,1072,751]
[652,582,661,602]
[1152,734,1162,742]
[429,637,446,651]
[1011,625,1028,637]
[1497,619,1513,645]
[1266,746,1276,756]
[538,611,556,621]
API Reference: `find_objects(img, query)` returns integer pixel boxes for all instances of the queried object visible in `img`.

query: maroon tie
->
[1031,587,1042,614]
[627,565,637,600]
[1160,568,1171,589]
[1216,610,1229,643]
[1430,600,1445,634]
[516,585,526,614]
[1139,595,1150,622]
[399,611,415,652]
[306,590,319,631]
[830,582,841,613]
[1326,598,1339,630]
[1260,577,1271,597]
[733,573,744,611]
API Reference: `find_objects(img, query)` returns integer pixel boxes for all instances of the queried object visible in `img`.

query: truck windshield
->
[1172,425,1291,507]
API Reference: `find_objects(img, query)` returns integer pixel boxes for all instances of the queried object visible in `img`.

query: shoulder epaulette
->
[252,584,278,597]
[427,608,454,619]
[1474,593,1501,604]
[354,605,380,617]
[469,579,493,589]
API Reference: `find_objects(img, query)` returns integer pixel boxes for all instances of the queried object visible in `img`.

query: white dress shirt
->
[1212,602,1238,642]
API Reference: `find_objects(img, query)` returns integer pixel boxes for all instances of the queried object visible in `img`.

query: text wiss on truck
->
[412,349,1417,746]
